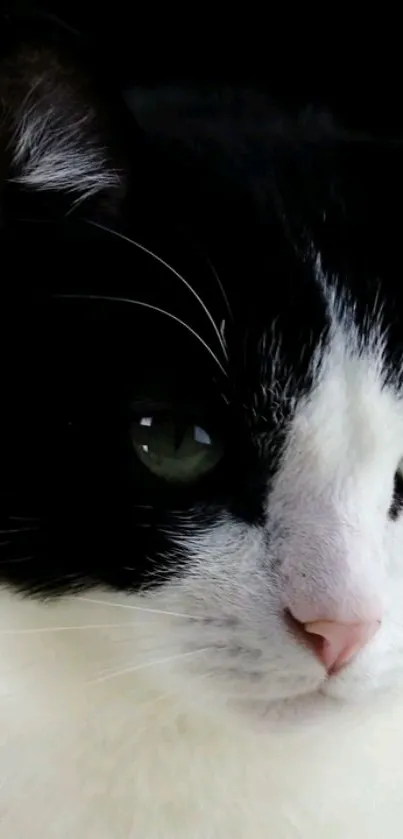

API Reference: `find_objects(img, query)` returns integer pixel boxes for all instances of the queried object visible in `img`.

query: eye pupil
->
[390,464,403,520]
[131,415,222,483]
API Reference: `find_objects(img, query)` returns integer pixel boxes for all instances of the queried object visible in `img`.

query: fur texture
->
[2,592,403,839]
[1,12,403,837]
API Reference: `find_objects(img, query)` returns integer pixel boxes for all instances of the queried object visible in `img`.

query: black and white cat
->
[1,9,403,838]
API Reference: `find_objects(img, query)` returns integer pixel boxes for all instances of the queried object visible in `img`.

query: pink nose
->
[303,619,381,673]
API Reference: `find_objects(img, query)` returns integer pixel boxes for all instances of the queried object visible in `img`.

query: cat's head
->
[1,18,403,719]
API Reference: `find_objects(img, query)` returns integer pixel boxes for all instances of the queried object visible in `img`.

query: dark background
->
[0,0,401,138]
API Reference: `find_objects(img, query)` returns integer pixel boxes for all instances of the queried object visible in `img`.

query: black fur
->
[1,7,403,595]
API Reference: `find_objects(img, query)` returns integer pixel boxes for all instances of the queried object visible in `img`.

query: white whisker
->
[204,254,234,323]
[0,556,34,564]
[0,623,152,635]
[54,294,228,378]
[89,647,209,685]
[78,596,202,621]
[0,528,40,534]
[86,219,228,360]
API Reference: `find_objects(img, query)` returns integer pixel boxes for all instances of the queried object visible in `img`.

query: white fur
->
[1,590,403,838]
[2,294,403,836]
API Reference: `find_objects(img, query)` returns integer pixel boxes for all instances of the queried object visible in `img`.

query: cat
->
[1,8,403,838]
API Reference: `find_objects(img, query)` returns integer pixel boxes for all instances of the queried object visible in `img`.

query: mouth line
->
[224,672,330,704]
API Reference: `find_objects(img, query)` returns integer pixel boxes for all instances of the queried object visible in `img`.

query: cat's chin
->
[222,672,393,727]
[226,690,357,728]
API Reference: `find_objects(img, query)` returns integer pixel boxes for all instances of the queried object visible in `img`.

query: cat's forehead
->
[237,264,403,506]
[228,256,388,428]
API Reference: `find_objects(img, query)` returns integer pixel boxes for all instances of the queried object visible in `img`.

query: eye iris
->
[131,416,221,483]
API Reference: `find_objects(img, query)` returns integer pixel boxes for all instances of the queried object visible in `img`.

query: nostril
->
[304,618,381,673]
[284,609,324,659]
[284,609,382,674]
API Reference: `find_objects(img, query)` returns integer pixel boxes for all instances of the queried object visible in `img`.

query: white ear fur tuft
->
[9,73,121,203]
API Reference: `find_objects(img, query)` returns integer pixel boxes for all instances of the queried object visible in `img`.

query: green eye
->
[131,415,223,483]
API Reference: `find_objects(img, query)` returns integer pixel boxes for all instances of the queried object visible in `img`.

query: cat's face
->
[2,25,403,719]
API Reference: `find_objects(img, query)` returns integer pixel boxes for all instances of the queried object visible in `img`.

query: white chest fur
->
[1,590,402,839]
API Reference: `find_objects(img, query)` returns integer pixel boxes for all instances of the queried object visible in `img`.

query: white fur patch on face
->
[1,279,403,836]
[10,75,121,201]
[2,589,403,838]
[149,286,403,716]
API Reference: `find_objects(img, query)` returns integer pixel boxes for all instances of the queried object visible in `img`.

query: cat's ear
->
[0,38,133,224]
